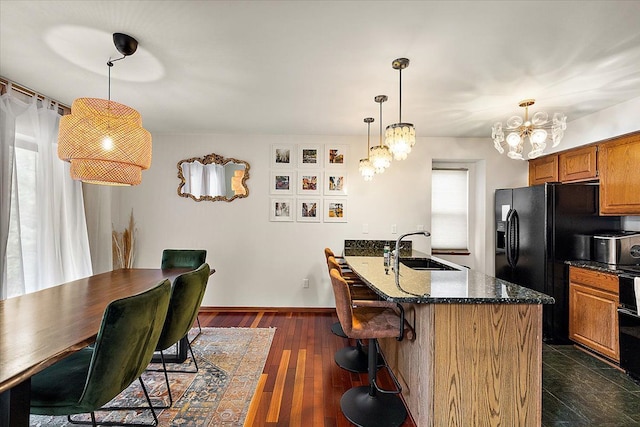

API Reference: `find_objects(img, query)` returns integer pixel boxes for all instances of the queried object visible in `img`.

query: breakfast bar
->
[344,255,554,427]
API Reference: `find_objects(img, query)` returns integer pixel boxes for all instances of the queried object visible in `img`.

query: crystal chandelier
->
[385,58,415,161]
[369,95,392,173]
[491,99,567,160]
[358,117,376,181]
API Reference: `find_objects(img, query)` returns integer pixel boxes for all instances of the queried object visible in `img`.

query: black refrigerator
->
[495,182,621,343]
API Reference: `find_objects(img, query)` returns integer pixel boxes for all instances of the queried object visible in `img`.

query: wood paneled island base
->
[380,303,542,426]
[343,255,551,427]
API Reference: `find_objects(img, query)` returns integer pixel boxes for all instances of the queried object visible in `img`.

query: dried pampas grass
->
[112,210,136,269]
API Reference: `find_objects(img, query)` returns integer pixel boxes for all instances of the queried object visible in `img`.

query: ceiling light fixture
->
[358,117,376,181]
[491,99,567,160]
[369,95,392,173]
[58,32,152,186]
[385,58,415,161]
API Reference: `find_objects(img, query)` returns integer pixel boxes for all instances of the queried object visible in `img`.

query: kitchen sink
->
[399,257,459,271]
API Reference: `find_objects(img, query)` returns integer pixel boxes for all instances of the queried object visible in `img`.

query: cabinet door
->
[559,145,598,182]
[599,133,640,215]
[528,155,558,186]
[568,267,619,362]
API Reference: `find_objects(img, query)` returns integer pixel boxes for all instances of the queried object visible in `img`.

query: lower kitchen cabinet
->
[569,266,620,362]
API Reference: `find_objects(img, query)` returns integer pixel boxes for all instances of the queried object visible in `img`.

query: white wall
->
[88,96,640,308]
[102,133,525,307]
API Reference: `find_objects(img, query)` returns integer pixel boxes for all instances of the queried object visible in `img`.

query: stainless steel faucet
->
[394,231,431,284]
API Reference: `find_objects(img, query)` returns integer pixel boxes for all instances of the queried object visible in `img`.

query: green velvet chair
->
[161,249,207,338]
[30,279,172,427]
[153,262,211,408]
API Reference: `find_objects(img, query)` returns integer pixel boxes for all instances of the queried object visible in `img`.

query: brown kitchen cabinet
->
[559,145,598,182]
[528,154,558,185]
[568,266,619,362]
[599,132,640,215]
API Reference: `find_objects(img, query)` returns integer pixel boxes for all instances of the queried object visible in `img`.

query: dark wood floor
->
[198,309,417,427]
[201,310,640,427]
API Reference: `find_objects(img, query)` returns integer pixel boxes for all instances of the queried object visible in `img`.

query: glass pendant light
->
[358,117,376,181]
[369,95,392,173]
[385,58,415,161]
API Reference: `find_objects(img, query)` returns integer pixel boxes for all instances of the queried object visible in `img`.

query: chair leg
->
[67,377,159,426]
[190,315,203,343]
[155,350,173,409]
[339,339,407,427]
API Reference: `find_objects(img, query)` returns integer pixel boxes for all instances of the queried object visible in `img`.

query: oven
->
[618,273,640,382]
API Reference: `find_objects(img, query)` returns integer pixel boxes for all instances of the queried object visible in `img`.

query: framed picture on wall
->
[297,144,322,168]
[269,198,294,222]
[270,171,295,195]
[297,171,321,195]
[271,144,296,168]
[325,172,347,196]
[324,199,347,222]
[325,144,348,168]
[297,198,322,222]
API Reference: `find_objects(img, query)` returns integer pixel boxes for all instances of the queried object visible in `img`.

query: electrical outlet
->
[362,223,369,234]
[391,224,397,234]
[302,278,309,288]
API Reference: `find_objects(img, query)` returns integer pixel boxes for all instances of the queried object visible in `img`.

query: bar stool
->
[329,268,414,427]
[326,256,383,373]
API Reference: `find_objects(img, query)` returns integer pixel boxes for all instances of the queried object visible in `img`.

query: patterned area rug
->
[30,327,275,426]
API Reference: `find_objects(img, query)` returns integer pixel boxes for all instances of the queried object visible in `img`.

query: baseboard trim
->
[200,306,335,314]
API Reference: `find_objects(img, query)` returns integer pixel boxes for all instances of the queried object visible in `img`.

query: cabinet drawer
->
[569,266,618,294]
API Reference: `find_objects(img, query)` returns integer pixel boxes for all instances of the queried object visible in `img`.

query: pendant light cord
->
[106,55,127,101]
[398,68,402,123]
[379,100,383,145]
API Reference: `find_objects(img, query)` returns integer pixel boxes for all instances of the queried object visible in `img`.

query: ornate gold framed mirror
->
[177,153,250,202]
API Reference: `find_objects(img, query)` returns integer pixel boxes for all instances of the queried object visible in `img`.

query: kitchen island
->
[344,255,554,427]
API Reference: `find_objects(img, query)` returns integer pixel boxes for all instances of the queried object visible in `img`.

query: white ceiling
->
[2,1,640,138]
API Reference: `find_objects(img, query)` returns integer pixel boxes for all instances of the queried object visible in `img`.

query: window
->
[431,167,469,253]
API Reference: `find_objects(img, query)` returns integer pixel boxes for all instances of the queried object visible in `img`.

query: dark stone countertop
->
[345,255,555,305]
[565,260,640,277]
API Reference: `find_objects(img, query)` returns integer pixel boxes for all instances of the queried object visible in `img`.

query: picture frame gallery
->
[269,143,347,222]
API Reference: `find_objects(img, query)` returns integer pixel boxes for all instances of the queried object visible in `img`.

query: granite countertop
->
[344,255,555,304]
[565,260,640,276]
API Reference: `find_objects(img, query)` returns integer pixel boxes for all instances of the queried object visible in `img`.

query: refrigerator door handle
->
[505,209,514,268]
[505,208,519,268]
[511,209,520,267]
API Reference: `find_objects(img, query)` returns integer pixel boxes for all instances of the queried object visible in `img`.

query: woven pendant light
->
[58,33,152,186]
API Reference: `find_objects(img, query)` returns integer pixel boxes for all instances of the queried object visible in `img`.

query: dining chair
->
[30,279,172,427]
[329,268,414,427]
[150,262,211,408]
[160,249,207,338]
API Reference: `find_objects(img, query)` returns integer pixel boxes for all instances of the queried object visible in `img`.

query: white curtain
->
[204,163,226,197]
[0,88,92,298]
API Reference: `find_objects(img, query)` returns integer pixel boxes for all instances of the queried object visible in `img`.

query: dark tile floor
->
[543,344,640,426]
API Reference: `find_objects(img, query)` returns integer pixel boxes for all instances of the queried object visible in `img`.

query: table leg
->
[0,379,30,427]
[151,336,188,363]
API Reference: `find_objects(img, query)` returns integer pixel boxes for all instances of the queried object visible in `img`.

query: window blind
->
[431,168,469,251]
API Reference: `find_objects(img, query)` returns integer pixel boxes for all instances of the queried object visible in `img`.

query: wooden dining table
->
[0,268,190,427]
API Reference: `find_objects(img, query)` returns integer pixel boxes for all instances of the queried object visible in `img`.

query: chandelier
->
[385,58,415,161]
[369,95,392,173]
[358,117,376,181]
[491,99,567,160]
[58,33,152,185]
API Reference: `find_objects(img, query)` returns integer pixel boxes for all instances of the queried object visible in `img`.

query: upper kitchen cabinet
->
[558,145,598,182]
[599,132,640,215]
[528,154,558,185]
